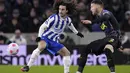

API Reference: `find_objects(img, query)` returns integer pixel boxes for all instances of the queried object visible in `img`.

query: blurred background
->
[0,0,130,73]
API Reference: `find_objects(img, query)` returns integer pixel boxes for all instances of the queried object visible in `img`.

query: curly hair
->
[53,0,77,14]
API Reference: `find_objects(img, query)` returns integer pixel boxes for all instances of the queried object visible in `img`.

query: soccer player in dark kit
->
[76,0,121,73]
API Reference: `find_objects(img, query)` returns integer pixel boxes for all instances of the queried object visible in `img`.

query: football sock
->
[76,71,81,73]
[63,56,71,73]
[111,72,115,73]
[105,49,115,72]
[77,53,88,73]
[27,48,41,68]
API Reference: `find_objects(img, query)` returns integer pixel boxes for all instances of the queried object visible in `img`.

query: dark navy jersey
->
[91,10,120,37]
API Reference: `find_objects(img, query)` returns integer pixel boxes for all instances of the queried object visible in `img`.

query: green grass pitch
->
[0,65,130,73]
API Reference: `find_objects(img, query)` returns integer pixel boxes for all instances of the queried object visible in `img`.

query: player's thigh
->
[88,39,105,55]
[37,40,47,51]
[57,47,70,56]
[87,39,103,50]
[106,37,121,49]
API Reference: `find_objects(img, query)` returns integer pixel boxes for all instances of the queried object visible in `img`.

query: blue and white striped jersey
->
[40,14,78,42]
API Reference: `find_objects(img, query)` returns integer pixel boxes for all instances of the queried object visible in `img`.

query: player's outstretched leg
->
[76,46,90,73]
[104,44,115,73]
[76,53,88,73]
[21,40,47,72]
[58,47,71,73]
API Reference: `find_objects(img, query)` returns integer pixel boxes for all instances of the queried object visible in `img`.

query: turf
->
[0,65,130,73]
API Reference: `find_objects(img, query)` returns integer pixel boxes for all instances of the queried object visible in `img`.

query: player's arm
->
[81,13,111,24]
[81,12,120,30]
[38,24,47,37]
[36,24,48,42]
[36,16,55,42]
[68,23,84,38]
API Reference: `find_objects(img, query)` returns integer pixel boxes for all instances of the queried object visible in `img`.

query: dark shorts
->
[86,36,121,55]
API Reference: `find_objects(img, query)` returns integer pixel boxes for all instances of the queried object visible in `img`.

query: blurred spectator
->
[8,9,24,32]
[118,31,130,64]
[28,34,37,45]
[79,0,87,4]
[28,17,41,32]
[123,0,130,11]
[121,31,130,50]
[121,11,130,31]
[0,35,4,44]
[0,2,7,17]
[10,29,27,45]
[31,0,43,16]
[5,0,15,17]
[78,12,88,32]
[45,8,53,18]
[0,31,12,44]
[0,17,9,32]
[109,0,124,24]
[76,2,86,12]
[0,0,128,33]
[28,8,41,32]
[128,2,130,10]
[13,0,31,17]
[100,0,109,9]
[30,8,36,18]
[39,0,54,9]
[75,1,90,30]
[59,32,75,45]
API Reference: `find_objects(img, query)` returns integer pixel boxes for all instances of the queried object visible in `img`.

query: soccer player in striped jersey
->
[21,1,84,73]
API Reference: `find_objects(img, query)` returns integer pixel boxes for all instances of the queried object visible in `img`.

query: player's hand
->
[81,20,92,24]
[118,46,124,52]
[36,37,41,42]
[77,32,84,38]
[21,66,29,72]
[118,48,123,52]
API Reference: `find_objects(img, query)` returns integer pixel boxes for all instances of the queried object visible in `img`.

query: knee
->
[64,51,70,56]
[78,53,87,60]
[104,44,114,53]
[62,49,70,56]
[33,48,41,54]
[38,40,47,51]
[58,47,71,56]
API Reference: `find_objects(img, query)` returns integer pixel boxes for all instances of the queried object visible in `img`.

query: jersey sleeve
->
[38,14,55,37]
[43,14,55,27]
[67,17,78,34]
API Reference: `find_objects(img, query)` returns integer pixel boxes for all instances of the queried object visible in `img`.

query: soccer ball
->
[7,43,19,55]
